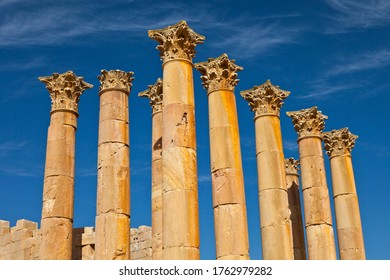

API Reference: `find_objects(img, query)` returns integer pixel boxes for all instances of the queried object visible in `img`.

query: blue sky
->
[0,0,389,260]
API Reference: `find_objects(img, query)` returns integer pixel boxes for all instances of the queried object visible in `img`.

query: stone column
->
[240,80,293,260]
[95,69,134,260]
[195,54,249,260]
[39,71,92,259]
[323,128,365,259]
[287,107,336,260]
[139,78,163,260]
[148,20,205,260]
[285,158,306,260]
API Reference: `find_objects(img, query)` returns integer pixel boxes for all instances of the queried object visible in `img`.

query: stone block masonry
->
[0,219,152,260]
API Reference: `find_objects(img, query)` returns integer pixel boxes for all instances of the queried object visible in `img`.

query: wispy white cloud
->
[0,1,303,59]
[325,0,390,32]
[298,80,366,100]
[0,165,40,177]
[283,140,298,152]
[208,22,302,59]
[77,168,97,177]
[298,48,390,100]
[0,56,47,72]
[198,174,211,183]
[0,141,27,157]
[326,49,390,76]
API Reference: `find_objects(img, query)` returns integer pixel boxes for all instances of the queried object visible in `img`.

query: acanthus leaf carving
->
[39,70,93,115]
[322,128,358,158]
[98,69,134,93]
[138,78,163,114]
[285,157,299,175]
[286,106,328,139]
[194,53,243,93]
[240,80,290,117]
[148,20,205,63]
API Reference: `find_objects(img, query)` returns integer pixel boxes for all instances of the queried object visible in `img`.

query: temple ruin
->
[0,20,365,260]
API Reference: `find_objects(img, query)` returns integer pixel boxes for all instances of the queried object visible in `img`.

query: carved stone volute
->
[285,158,299,175]
[139,78,163,114]
[240,80,290,117]
[98,69,134,94]
[148,20,205,63]
[287,106,328,139]
[194,53,242,93]
[322,128,358,158]
[39,70,93,115]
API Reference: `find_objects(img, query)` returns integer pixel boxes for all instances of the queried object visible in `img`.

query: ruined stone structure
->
[95,70,134,260]
[38,71,93,260]
[0,20,365,260]
[323,128,366,260]
[0,220,151,260]
[287,107,337,260]
[241,80,293,260]
[148,20,204,260]
[139,79,163,260]
[195,54,249,260]
[285,158,306,260]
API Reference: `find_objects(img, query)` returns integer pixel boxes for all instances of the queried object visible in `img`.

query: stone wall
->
[0,219,41,260]
[130,226,152,260]
[0,219,151,260]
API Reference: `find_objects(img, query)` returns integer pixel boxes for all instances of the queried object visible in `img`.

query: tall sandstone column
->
[322,128,365,259]
[195,54,249,260]
[285,158,306,260]
[148,20,205,260]
[95,69,134,260]
[139,78,164,260]
[287,107,337,259]
[241,80,293,260]
[39,71,93,259]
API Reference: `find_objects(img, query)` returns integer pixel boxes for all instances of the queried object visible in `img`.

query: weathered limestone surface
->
[39,71,92,260]
[0,220,40,260]
[95,70,133,260]
[241,80,293,260]
[195,54,249,260]
[139,78,163,260]
[287,107,336,260]
[285,158,306,260]
[323,128,365,260]
[72,227,95,260]
[0,221,152,260]
[149,20,204,260]
[130,226,153,260]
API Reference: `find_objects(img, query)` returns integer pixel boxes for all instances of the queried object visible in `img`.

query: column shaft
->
[151,110,163,259]
[149,20,204,260]
[323,128,365,259]
[95,88,130,260]
[39,70,92,260]
[40,111,77,259]
[162,60,199,259]
[331,156,365,259]
[255,115,293,259]
[299,137,336,259]
[285,159,306,260]
[139,78,163,260]
[209,89,249,260]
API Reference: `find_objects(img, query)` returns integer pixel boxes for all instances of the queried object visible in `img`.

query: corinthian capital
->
[39,71,93,115]
[98,69,134,94]
[322,128,358,158]
[286,106,328,139]
[148,20,205,63]
[139,78,163,114]
[194,53,243,93]
[240,80,290,117]
[285,158,299,175]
